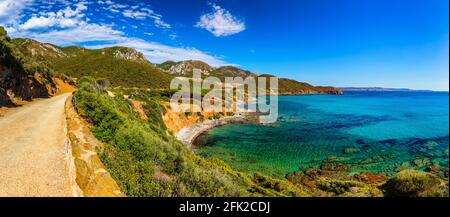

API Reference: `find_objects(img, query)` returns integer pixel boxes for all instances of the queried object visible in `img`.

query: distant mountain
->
[157,61,342,95]
[338,87,432,92]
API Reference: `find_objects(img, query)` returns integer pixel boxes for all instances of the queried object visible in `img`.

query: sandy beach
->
[175,115,251,148]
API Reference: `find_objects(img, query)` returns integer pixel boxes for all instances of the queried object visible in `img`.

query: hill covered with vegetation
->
[157,60,342,95]
[12,38,173,89]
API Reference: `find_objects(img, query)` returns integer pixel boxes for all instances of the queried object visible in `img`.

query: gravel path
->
[0,93,74,196]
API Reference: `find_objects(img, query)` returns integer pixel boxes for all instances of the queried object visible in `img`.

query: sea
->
[195,91,449,178]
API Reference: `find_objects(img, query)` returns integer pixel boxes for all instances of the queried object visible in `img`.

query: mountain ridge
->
[1,25,342,103]
[338,87,434,92]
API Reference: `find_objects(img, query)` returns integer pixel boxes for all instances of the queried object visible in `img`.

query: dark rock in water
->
[360,155,385,164]
[376,139,398,146]
[422,141,438,150]
[356,139,365,144]
[343,147,361,154]
[413,158,431,168]
[397,161,412,171]
[325,156,348,163]
[320,164,348,171]
[354,172,387,185]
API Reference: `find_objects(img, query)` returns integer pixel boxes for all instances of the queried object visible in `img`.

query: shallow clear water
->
[196,91,449,178]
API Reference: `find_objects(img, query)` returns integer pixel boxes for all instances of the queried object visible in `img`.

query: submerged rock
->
[343,147,361,154]
[422,141,439,150]
[320,164,348,171]
[413,158,431,168]
[325,156,348,163]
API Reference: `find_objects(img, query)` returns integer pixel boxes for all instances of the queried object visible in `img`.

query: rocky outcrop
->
[163,60,214,75]
[65,94,125,197]
[106,47,147,63]
[1,26,57,106]
[12,38,67,58]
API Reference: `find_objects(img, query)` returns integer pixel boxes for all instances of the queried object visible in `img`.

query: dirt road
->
[0,93,75,196]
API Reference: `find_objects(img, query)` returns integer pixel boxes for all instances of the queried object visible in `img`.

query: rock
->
[360,155,385,164]
[354,172,387,185]
[423,141,438,150]
[356,139,365,144]
[304,168,321,178]
[413,158,430,168]
[320,164,348,171]
[343,147,361,154]
[349,187,360,194]
[397,161,412,171]
[326,156,348,163]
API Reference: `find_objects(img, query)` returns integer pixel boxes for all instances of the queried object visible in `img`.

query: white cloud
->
[0,0,32,24]
[195,4,245,37]
[2,0,231,67]
[20,24,125,45]
[20,2,87,30]
[152,15,171,29]
[122,10,149,20]
[122,7,171,29]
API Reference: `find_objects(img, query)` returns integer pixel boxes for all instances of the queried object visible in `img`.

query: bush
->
[383,170,448,197]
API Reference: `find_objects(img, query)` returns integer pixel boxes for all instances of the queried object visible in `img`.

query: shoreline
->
[174,113,257,149]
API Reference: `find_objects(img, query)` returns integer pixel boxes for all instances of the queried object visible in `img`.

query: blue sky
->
[0,0,448,90]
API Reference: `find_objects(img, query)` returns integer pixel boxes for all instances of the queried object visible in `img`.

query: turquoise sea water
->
[195,91,449,178]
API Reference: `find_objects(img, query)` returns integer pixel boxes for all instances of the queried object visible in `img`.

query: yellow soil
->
[131,100,148,120]
[55,78,76,94]
[162,102,215,133]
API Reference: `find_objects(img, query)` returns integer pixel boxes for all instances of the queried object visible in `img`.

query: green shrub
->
[383,170,448,197]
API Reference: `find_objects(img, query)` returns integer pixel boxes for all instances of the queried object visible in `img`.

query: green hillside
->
[12,39,174,89]
[51,51,173,88]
